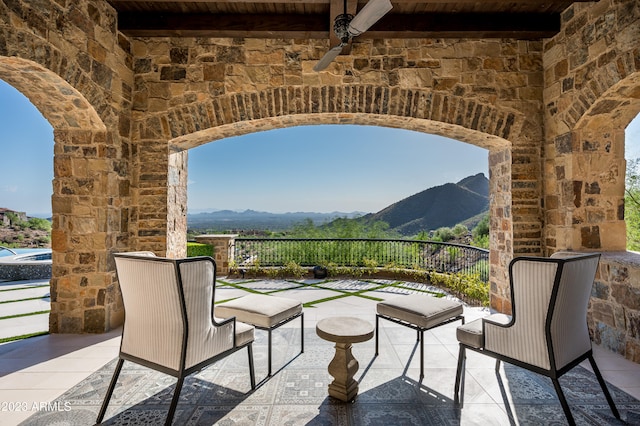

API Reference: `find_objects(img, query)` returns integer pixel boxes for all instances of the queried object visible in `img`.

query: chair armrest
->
[483,313,512,328]
[213,315,237,347]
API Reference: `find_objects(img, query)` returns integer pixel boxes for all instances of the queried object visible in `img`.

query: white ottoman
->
[376,294,464,380]
[217,294,304,378]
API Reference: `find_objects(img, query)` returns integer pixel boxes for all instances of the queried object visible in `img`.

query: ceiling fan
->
[313,0,393,72]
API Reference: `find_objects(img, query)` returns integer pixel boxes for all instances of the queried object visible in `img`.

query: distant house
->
[0,208,27,226]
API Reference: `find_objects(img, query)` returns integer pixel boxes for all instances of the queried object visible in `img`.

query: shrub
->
[27,218,51,231]
[429,271,489,306]
[362,258,378,275]
[432,227,455,242]
[469,214,490,248]
[187,242,214,257]
[281,261,306,278]
[452,224,468,237]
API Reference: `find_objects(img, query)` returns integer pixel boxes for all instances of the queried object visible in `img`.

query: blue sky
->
[1,79,638,216]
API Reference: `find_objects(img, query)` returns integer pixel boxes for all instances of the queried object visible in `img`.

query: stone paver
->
[0,298,50,318]
[0,313,49,340]
[0,286,50,303]
[0,282,51,340]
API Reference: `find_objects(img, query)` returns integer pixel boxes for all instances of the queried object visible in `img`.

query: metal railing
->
[233,238,489,281]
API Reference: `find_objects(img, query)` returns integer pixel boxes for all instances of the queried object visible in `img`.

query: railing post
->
[194,234,238,275]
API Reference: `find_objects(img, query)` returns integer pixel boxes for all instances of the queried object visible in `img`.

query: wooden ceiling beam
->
[116,11,561,39]
[117,13,329,38]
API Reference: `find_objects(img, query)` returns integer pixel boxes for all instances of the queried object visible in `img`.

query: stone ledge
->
[601,251,640,268]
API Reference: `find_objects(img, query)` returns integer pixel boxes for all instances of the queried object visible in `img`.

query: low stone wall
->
[0,262,51,281]
[591,252,640,364]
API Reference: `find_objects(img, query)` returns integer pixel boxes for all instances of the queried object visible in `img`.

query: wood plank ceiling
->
[107,0,592,40]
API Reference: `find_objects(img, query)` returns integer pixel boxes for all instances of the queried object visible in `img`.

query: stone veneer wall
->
[542,0,640,362]
[595,254,640,363]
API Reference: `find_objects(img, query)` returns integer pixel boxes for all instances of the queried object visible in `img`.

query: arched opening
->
[0,79,53,341]
[0,57,121,334]
[0,80,53,220]
[185,123,492,303]
[168,114,512,309]
[187,124,488,217]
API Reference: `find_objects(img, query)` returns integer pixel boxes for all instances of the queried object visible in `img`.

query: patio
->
[1,277,640,425]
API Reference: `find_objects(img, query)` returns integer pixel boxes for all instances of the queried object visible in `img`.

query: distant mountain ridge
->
[187,173,489,234]
[358,173,489,235]
[188,210,364,231]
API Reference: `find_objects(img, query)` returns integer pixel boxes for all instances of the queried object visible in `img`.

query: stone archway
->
[544,72,640,253]
[134,86,525,311]
[567,72,640,361]
[0,56,123,333]
[541,67,640,361]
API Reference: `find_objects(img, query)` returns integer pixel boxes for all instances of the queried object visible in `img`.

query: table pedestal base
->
[327,342,359,402]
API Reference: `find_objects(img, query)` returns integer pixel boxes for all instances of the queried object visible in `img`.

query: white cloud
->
[3,185,18,193]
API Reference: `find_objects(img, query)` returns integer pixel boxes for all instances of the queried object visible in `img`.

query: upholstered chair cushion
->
[216,294,302,328]
[376,295,463,329]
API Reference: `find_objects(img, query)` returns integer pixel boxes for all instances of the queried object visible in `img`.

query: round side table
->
[316,316,374,402]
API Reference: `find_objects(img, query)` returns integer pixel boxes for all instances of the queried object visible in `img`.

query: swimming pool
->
[0,246,52,280]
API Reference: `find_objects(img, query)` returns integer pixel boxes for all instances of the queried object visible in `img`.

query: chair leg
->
[375,315,379,356]
[588,355,620,419]
[551,378,576,426]
[164,376,184,426]
[419,329,425,381]
[300,312,304,354]
[96,358,124,424]
[247,344,256,389]
[267,328,273,377]
[454,345,466,404]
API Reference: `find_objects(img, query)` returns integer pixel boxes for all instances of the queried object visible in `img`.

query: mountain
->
[187,210,364,231]
[187,173,489,235]
[359,173,489,235]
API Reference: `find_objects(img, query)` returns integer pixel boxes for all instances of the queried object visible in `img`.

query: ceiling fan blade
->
[348,0,393,37]
[313,44,345,72]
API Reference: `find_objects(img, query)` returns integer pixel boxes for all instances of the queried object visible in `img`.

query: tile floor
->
[1,278,639,425]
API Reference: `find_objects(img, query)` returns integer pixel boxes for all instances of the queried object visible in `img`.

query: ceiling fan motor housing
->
[334,14,354,44]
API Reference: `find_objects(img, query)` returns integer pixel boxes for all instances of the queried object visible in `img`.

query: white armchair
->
[454,253,620,425]
[97,252,255,425]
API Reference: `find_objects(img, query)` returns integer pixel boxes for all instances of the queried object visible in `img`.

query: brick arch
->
[557,48,639,130]
[136,86,520,152]
[577,71,640,131]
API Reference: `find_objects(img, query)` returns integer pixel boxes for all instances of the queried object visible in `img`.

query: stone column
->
[488,147,514,314]
[167,151,188,258]
[50,129,123,333]
[194,234,238,275]
[132,138,170,254]
[545,127,626,252]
